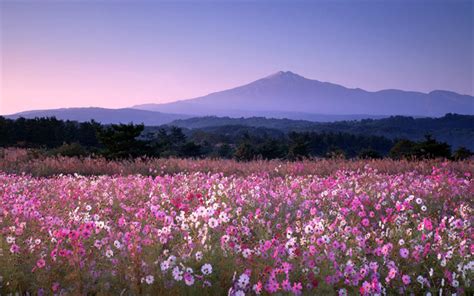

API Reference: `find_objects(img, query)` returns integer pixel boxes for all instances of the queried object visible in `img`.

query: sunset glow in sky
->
[1,0,473,114]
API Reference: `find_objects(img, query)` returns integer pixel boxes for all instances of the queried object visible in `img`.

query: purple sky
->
[1,0,473,114]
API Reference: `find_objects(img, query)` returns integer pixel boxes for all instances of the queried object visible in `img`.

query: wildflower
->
[201,263,212,275]
[253,281,263,294]
[195,251,203,261]
[234,290,245,296]
[114,240,122,249]
[402,275,410,285]
[145,275,154,285]
[173,266,183,281]
[242,248,252,258]
[10,244,20,254]
[399,248,409,259]
[105,249,114,258]
[160,261,170,272]
[6,236,15,244]
[208,218,219,228]
[338,288,348,296]
[292,282,303,295]
[36,258,46,268]
[184,273,195,286]
[238,273,250,289]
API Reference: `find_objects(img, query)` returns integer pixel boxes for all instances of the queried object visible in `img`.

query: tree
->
[287,132,310,160]
[452,146,472,161]
[413,135,451,159]
[179,141,202,158]
[97,123,148,159]
[217,143,233,159]
[358,148,381,159]
[234,142,256,161]
[257,139,286,160]
[389,139,416,159]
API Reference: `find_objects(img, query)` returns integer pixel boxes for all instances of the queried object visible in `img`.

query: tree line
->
[0,116,471,161]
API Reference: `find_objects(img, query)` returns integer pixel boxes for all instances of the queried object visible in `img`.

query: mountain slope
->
[133,71,474,117]
[5,107,190,125]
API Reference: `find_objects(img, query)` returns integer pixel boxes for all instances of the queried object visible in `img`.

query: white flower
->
[208,218,219,229]
[237,273,249,289]
[168,255,177,265]
[6,236,15,244]
[219,212,229,223]
[106,249,114,258]
[161,260,170,272]
[145,275,154,285]
[172,266,183,281]
[201,263,213,275]
[415,198,423,205]
[234,290,245,296]
[242,248,252,259]
[398,239,405,246]
[34,239,41,245]
[85,205,92,211]
[452,279,459,287]
[421,205,427,212]
[195,251,203,261]
[114,240,122,249]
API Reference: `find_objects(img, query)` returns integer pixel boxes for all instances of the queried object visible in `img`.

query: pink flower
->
[399,248,409,259]
[292,282,303,295]
[361,218,369,227]
[36,258,46,268]
[10,244,20,254]
[402,274,411,285]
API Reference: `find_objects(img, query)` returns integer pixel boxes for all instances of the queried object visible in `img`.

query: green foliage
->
[412,135,451,159]
[1,116,468,161]
[52,142,88,157]
[358,148,382,159]
[452,146,472,161]
[216,144,234,159]
[234,142,256,161]
[390,140,416,159]
[97,123,148,159]
[288,132,310,160]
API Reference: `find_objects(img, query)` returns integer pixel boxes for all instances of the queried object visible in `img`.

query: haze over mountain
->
[6,108,190,125]
[133,71,474,118]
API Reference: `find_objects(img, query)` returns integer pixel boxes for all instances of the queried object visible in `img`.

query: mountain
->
[133,71,474,118]
[5,107,190,125]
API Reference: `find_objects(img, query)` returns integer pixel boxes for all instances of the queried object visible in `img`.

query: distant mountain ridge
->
[133,71,474,117]
[6,107,191,125]
[163,113,474,150]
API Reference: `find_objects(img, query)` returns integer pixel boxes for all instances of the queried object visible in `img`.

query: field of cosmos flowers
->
[0,150,472,295]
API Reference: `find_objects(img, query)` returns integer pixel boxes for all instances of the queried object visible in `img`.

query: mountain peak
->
[265,70,304,79]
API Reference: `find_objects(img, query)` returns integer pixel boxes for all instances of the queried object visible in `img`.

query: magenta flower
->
[399,248,409,259]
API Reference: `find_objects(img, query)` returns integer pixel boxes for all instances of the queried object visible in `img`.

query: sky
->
[0,0,473,114]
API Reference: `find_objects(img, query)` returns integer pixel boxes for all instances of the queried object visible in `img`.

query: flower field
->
[0,159,473,295]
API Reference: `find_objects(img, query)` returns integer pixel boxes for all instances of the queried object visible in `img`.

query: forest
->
[0,116,471,161]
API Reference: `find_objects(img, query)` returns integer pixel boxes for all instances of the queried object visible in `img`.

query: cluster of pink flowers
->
[0,163,472,295]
